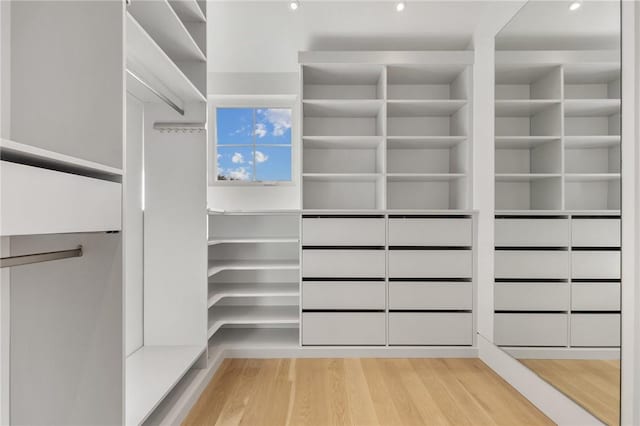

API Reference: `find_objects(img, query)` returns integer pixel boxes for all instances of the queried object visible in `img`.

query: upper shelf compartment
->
[168,0,206,23]
[387,64,470,100]
[495,64,562,100]
[302,64,385,100]
[126,13,206,108]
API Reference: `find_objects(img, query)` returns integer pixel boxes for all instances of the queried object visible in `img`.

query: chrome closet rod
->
[0,246,83,268]
[127,69,185,116]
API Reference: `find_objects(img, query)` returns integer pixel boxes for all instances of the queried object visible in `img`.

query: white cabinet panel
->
[494,282,569,311]
[572,282,620,311]
[302,312,385,345]
[571,218,620,247]
[495,250,569,279]
[1,161,122,236]
[388,250,472,278]
[495,218,569,247]
[571,251,620,279]
[388,218,472,246]
[389,282,472,310]
[302,281,385,310]
[388,312,472,345]
[570,314,620,347]
[495,313,568,346]
[302,217,385,246]
[302,249,385,278]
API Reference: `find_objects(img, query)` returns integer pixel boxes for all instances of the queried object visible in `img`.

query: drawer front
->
[571,218,620,247]
[302,250,385,278]
[494,313,568,346]
[302,218,385,246]
[303,281,385,310]
[495,251,569,279]
[495,218,569,247]
[388,312,472,345]
[572,282,621,311]
[495,282,569,311]
[302,312,385,345]
[388,218,472,246]
[1,161,122,236]
[571,251,620,279]
[388,250,472,278]
[570,314,620,347]
[389,282,472,310]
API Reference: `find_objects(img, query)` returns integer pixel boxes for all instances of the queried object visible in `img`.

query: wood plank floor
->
[183,358,553,426]
[522,359,620,426]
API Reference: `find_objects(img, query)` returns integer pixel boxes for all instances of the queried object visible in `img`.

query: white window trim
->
[208,95,298,187]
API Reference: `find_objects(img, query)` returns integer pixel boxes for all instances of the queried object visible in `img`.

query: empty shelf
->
[387,173,466,182]
[303,136,383,149]
[209,328,299,351]
[303,173,382,182]
[168,0,206,22]
[126,345,204,426]
[126,13,205,104]
[564,136,620,148]
[496,173,562,182]
[208,306,300,338]
[564,99,621,117]
[495,136,561,149]
[208,283,299,307]
[208,237,299,246]
[387,100,467,117]
[0,138,122,178]
[207,260,300,276]
[495,100,560,116]
[302,99,383,116]
[565,173,621,182]
[128,0,205,62]
[387,136,467,149]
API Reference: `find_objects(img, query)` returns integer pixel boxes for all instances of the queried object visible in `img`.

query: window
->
[215,107,292,182]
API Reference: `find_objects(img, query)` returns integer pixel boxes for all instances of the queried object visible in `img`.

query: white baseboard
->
[501,346,620,360]
[478,335,604,426]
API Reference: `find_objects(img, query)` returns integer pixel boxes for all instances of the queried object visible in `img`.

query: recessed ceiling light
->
[396,2,406,12]
[569,1,582,11]
[290,0,299,10]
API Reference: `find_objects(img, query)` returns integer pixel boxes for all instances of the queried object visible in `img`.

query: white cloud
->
[231,152,244,164]
[254,122,267,138]
[254,151,269,163]
[259,108,292,137]
[228,167,250,181]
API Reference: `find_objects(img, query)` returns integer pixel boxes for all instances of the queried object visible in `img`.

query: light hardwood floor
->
[183,358,553,426]
[522,359,620,426]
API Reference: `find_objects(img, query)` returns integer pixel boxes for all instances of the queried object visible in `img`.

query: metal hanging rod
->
[153,122,206,133]
[0,246,83,269]
[126,69,185,117]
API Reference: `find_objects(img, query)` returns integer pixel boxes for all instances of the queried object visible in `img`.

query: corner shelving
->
[208,306,300,338]
[207,283,299,307]
[207,260,299,277]
[168,0,207,23]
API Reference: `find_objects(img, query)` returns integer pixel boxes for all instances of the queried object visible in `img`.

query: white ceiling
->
[207,1,524,73]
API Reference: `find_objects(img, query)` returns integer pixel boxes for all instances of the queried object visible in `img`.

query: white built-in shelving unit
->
[301,54,473,211]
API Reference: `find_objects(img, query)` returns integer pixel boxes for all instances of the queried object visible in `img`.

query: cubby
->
[303,174,385,210]
[495,175,562,211]
[302,100,384,137]
[565,176,620,211]
[302,64,384,100]
[495,138,562,174]
[387,102,469,137]
[495,64,562,100]
[387,175,468,210]
[303,137,384,174]
[387,64,470,100]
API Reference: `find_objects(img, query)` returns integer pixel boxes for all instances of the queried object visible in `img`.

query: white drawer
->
[0,161,121,236]
[495,250,569,279]
[388,250,472,278]
[572,282,620,311]
[571,251,620,279]
[495,218,569,247]
[495,282,569,311]
[389,282,472,310]
[302,217,385,246]
[388,218,472,246]
[494,313,568,346]
[572,218,620,247]
[303,281,385,310]
[302,249,385,278]
[388,312,472,345]
[302,312,385,345]
[570,314,620,347]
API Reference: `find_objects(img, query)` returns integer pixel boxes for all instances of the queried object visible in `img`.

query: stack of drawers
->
[494,215,620,348]
[301,216,387,345]
[301,214,474,346]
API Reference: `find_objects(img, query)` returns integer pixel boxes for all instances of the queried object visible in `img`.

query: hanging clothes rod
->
[0,246,83,269]
[126,69,185,116]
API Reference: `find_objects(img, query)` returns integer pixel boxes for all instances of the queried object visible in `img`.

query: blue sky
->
[216,108,292,181]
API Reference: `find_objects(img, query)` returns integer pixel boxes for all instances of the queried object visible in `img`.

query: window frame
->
[209,96,297,186]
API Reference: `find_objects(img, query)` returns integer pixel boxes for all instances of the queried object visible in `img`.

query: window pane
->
[217,146,253,181]
[255,146,292,181]
[216,108,253,145]
[255,108,292,145]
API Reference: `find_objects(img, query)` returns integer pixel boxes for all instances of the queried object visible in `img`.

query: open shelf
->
[0,138,123,179]
[302,136,383,149]
[302,64,384,100]
[126,13,205,104]
[303,175,385,210]
[496,138,561,174]
[564,135,620,148]
[495,100,561,116]
[303,139,384,174]
[208,237,299,246]
[126,345,204,426]
[387,175,467,210]
[387,140,467,174]
[495,64,562,100]
[208,328,299,352]
[208,306,300,338]
[495,136,561,148]
[208,214,299,241]
[565,144,620,175]
[207,260,299,277]
[168,0,206,23]
[564,63,620,100]
[386,136,466,148]
[303,173,382,182]
[387,104,468,137]
[386,64,470,100]
[387,100,467,116]
[564,99,621,117]
[208,283,299,307]
[303,100,384,137]
[565,177,620,211]
[495,175,562,211]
